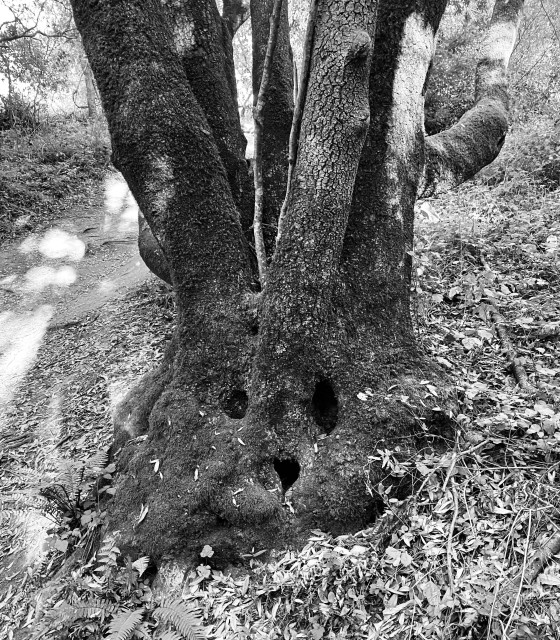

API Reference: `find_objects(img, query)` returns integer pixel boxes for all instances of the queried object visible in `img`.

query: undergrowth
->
[0,117,110,245]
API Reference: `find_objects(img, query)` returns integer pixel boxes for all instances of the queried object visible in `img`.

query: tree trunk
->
[71,0,523,564]
[138,0,254,283]
[80,53,98,118]
[251,0,293,256]
[72,0,264,562]
[420,0,524,196]
[247,0,456,538]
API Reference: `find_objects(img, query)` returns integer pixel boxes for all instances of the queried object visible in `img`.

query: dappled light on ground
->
[19,229,86,261]
[0,173,143,413]
[103,172,139,237]
[0,306,53,409]
[23,265,77,292]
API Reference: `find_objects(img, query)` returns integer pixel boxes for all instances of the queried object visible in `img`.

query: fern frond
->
[105,608,145,640]
[56,460,82,503]
[71,597,119,618]
[96,543,120,570]
[131,556,150,577]
[42,597,118,626]
[86,448,109,473]
[153,598,206,640]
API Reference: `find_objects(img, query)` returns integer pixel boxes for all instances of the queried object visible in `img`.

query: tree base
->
[106,349,455,567]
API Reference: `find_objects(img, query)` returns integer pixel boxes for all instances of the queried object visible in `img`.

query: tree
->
[70,0,524,565]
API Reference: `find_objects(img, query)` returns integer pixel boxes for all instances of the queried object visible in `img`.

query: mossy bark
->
[138,0,254,282]
[420,0,524,196]
[222,0,250,36]
[71,0,522,564]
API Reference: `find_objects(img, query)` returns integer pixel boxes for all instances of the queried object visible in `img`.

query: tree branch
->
[276,0,319,245]
[222,0,250,36]
[419,0,525,198]
[0,1,75,44]
[253,0,283,287]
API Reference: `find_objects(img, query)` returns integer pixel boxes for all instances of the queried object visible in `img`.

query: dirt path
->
[0,173,171,636]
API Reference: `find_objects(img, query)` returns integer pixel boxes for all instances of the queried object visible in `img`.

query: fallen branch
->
[446,479,459,595]
[253,0,284,288]
[480,251,534,392]
[525,530,560,584]
[490,307,534,392]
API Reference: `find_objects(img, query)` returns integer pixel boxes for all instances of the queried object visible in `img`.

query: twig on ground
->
[504,509,532,637]
[490,307,535,392]
[480,250,535,392]
[446,479,459,595]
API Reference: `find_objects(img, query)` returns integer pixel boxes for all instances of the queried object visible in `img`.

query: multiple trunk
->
[71,0,524,563]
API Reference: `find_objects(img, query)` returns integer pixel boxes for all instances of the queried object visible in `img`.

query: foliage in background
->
[426,0,560,133]
[0,117,110,245]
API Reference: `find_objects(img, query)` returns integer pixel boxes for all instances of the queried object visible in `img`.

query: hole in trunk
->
[273,458,300,493]
[222,390,248,419]
[311,379,338,433]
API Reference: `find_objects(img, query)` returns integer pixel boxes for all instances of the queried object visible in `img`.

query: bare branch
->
[0,2,75,44]
[253,0,283,288]
[419,0,525,198]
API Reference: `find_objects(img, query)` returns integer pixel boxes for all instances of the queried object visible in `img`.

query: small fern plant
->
[39,448,114,529]
[33,540,208,640]
[105,598,207,640]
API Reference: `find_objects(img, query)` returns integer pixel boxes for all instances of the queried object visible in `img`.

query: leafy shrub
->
[476,118,560,192]
[0,92,39,131]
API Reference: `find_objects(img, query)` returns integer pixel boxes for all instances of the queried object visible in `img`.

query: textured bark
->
[247,0,389,535]
[420,0,524,197]
[341,1,446,336]
[69,0,522,564]
[71,0,266,560]
[251,0,293,256]
[136,0,254,281]
[252,0,284,286]
[162,0,253,231]
[222,0,250,35]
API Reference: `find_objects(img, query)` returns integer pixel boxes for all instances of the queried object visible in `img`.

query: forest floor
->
[1,118,560,639]
[0,153,173,637]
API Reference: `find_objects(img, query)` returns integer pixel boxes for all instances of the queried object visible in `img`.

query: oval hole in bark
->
[222,390,248,419]
[311,379,338,433]
[273,458,300,493]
